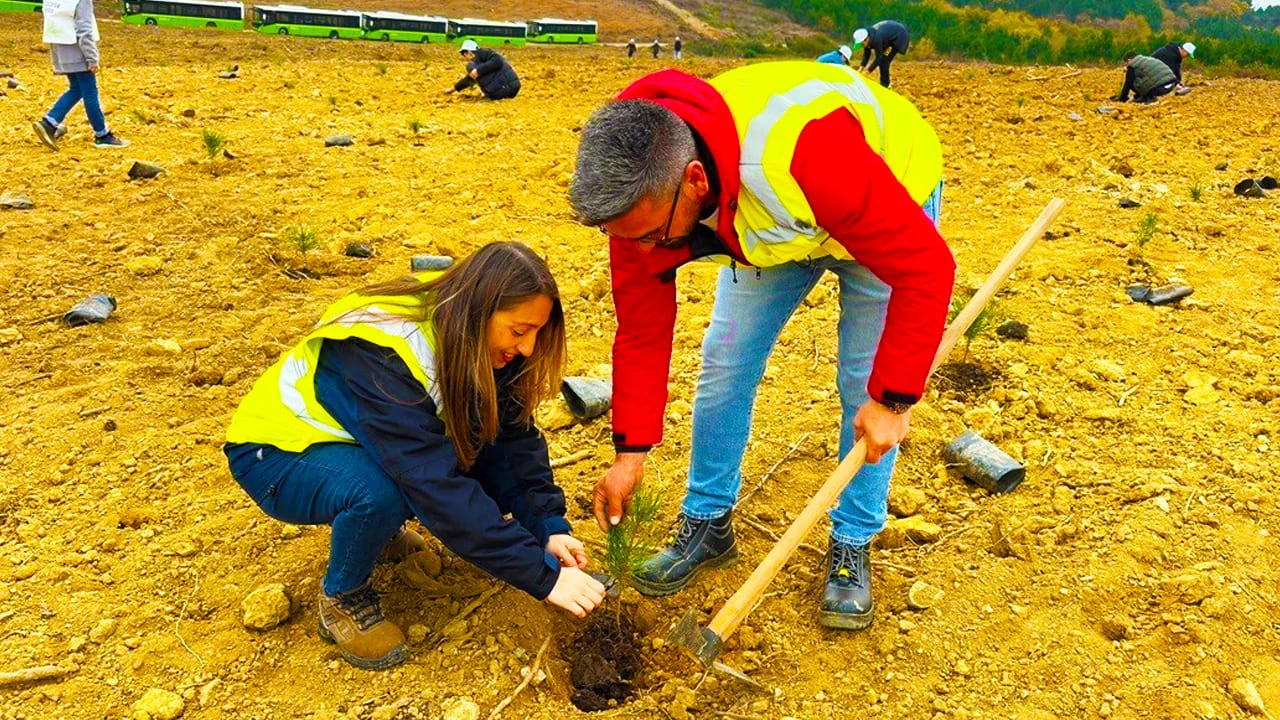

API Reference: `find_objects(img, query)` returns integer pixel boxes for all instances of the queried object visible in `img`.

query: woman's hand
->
[545,566,606,618]
[546,534,588,569]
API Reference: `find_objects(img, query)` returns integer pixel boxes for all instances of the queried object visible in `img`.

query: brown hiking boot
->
[378,526,427,565]
[317,584,408,670]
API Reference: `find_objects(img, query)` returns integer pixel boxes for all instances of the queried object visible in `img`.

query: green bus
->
[447,18,526,47]
[361,11,446,43]
[0,0,41,12]
[252,4,361,39]
[122,0,243,30]
[526,18,597,44]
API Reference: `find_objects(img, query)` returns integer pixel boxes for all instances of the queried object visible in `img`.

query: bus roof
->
[150,0,245,8]
[451,17,525,28]
[529,18,598,25]
[254,4,362,16]
[363,10,447,21]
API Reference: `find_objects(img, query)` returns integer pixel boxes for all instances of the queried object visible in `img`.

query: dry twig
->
[431,584,504,647]
[175,569,205,671]
[550,449,593,469]
[0,665,70,688]
[739,432,809,506]
[487,636,550,720]
[740,514,822,556]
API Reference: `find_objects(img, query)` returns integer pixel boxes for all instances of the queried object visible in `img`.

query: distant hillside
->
[753,0,1280,69]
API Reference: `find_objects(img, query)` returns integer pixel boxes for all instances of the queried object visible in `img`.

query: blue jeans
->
[225,442,561,596]
[684,182,943,546]
[46,71,108,138]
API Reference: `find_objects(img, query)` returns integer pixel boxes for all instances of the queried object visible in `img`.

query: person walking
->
[445,39,521,100]
[627,38,637,58]
[817,45,853,66]
[1151,40,1195,91]
[674,36,683,60]
[224,242,606,670]
[31,0,128,150]
[1116,52,1177,104]
[651,38,661,59]
[854,20,910,88]
[569,62,954,630]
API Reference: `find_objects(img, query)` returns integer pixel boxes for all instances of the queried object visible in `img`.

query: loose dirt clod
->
[569,613,644,711]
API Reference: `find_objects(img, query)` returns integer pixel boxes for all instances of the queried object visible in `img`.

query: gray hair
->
[569,100,697,226]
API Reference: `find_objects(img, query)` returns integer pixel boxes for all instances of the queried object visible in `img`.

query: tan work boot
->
[317,583,408,670]
[378,526,427,565]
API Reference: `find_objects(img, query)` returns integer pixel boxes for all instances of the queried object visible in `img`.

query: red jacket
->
[608,69,955,451]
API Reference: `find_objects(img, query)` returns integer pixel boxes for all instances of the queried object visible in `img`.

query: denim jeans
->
[46,71,108,138]
[684,181,943,546]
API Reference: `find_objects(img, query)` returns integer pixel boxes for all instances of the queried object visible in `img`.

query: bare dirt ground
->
[2,13,1279,720]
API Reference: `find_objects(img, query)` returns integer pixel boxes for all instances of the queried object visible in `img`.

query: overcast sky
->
[1253,0,1278,8]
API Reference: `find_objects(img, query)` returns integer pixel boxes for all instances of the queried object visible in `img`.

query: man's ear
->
[686,160,711,199]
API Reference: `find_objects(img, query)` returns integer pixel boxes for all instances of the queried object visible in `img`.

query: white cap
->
[838,45,852,60]
[1181,41,1196,57]
[459,39,478,53]
[852,28,869,45]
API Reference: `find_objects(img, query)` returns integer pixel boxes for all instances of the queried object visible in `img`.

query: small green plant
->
[1083,91,1093,102]
[948,288,997,360]
[326,95,338,107]
[283,79,296,89]
[1134,211,1158,255]
[1189,180,1204,202]
[1015,95,1026,108]
[201,128,226,159]
[130,108,152,124]
[601,481,663,595]
[375,62,388,75]
[286,226,319,253]
[407,116,425,136]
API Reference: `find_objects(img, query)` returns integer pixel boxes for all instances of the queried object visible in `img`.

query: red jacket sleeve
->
[609,237,677,450]
[791,109,955,405]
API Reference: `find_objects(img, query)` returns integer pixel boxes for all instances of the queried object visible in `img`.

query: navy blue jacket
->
[311,337,567,600]
[861,20,910,69]
[454,48,521,99]
[1151,42,1184,83]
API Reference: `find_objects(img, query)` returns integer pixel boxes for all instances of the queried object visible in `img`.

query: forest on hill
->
[758,0,1280,70]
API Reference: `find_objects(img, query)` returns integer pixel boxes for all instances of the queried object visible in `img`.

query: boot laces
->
[670,514,699,551]
[336,585,386,631]
[828,542,864,585]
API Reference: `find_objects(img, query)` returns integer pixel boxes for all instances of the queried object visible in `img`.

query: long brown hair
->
[357,242,566,469]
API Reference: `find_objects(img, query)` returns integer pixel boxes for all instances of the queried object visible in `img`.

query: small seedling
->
[948,288,997,361]
[375,62,388,75]
[130,108,152,124]
[601,480,663,601]
[201,128,226,159]
[1134,211,1158,256]
[1083,91,1093,102]
[283,80,296,89]
[1015,95,1026,108]
[1189,181,1204,202]
[286,226,319,253]
[407,116,425,135]
[327,95,338,107]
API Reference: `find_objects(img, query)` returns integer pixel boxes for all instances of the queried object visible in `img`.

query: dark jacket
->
[861,20,909,68]
[454,48,521,100]
[1125,54,1176,97]
[309,337,568,600]
[604,69,954,451]
[1151,42,1184,83]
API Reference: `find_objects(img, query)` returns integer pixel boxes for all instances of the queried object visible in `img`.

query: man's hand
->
[853,400,911,463]
[546,534,588,569]
[593,452,645,532]
[469,69,479,79]
[89,64,99,73]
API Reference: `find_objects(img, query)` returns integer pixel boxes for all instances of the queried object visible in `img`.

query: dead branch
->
[550,449,593,469]
[487,636,550,720]
[9,372,54,388]
[1059,69,1083,79]
[740,514,821,556]
[78,406,111,418]
[0,665,70,688]
[431,584,504,648]
[739,432,809,507]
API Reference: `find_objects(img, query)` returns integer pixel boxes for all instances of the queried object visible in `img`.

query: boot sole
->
[632,548,739,597]
[32,122,58,151]
[818,607,874,630]
[318,621,409,671]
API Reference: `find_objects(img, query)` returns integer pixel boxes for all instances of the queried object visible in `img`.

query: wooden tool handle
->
[706,197,1066,643]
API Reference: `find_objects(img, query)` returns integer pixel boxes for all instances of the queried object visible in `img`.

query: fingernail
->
[609,516,620,525]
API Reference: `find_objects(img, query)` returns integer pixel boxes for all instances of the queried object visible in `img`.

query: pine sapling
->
[201,128,226,160]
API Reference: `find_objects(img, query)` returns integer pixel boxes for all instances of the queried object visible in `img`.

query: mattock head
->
[669,610,724,667]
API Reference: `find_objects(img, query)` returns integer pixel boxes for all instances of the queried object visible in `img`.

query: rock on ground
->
[241,583,292,630]
[132,688,184,720]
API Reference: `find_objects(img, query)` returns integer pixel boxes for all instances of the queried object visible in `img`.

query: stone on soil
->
[441,696,479,720]
[89,617,118,643]
[132,688,184,720]
[888,487,927,518]
[907,580,943,610]
[241,583,292,630]
[1227,677,1266,716]
[325,134,354,147]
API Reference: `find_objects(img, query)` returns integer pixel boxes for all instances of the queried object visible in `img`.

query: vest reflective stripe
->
[709,62,942,267]
[226,279,444,453]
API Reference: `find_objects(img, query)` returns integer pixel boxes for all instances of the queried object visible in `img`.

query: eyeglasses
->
[598,183,687,248]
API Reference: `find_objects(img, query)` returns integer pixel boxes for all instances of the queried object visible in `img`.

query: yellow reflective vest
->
[708,61,943,266]
[225,278,443,452]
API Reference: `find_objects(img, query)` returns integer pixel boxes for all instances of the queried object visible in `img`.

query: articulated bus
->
[447,18,526,47]
[361,11,446,43]
[122,0,243,29]
[526,18,597,44]
[0,0,41,11]
[252,3,361,38]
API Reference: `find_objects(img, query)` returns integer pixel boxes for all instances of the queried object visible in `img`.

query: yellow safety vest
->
[225,277,444,452]
[709,61,943,267]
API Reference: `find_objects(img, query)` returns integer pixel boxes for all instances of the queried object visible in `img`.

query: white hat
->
[852,28,869,45]
[1181,42,1196,57]
[838,45,852,60]
[459,39,478,53]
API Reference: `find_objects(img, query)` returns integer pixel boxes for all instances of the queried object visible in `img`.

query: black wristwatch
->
[881,399,914,414]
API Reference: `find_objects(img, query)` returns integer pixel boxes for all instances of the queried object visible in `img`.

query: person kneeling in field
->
[223,242,605,670]
[445,39,521,100]
[1116,52,1177,104]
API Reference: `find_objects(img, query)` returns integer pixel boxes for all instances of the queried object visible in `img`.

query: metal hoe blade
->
[669,610,724,667]
[711,661,762,689]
